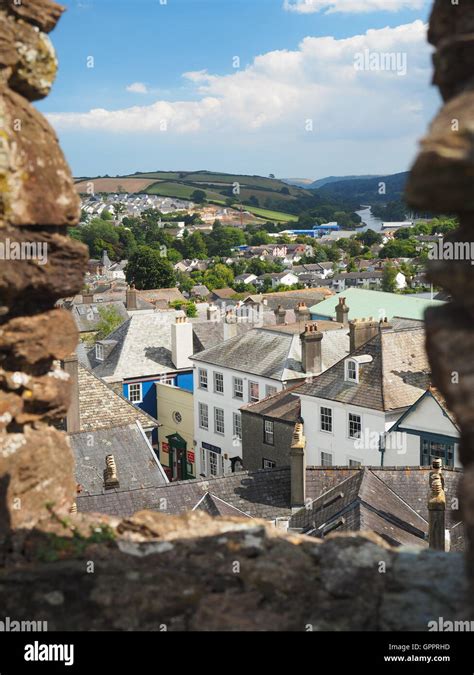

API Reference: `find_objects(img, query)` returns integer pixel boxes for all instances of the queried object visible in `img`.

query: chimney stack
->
[63,352,80,433]
[428,458,446,551]
[274,305,287,325]
[82,291,94,305]
[295,302,311,324]
[126,284,137,311]
[171,315,194,370]
[290,422,306,510]
[335,296,350,326]
[349,317,379,352]
[300,323,324,375]
[104,454,120,489]
[207,304,219,322]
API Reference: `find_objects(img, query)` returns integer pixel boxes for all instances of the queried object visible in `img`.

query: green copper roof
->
[310,288,445,322]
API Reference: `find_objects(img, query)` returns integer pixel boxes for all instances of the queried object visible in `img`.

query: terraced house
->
[191,322,349,476]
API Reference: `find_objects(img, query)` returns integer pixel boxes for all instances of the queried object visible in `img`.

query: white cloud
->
[126,82,150,94]
[48,21,434,148]
[283,0,425,14]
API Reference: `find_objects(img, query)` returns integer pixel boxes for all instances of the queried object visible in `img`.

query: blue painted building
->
[85,311,196,449]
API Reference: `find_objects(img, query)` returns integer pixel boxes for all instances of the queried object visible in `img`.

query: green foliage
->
[207,226,245,257]
[249,230,272,245]
[95,305,125,340]
[381,238,417,258]
[357,229,383,247]
[203,262,234,290]
[382,262,398,293]
[191,189,207,204]
[169,300,198,317]
[126,246,176,290]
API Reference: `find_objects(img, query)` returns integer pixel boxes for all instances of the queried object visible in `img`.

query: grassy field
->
[145,181,224,201]
[76,170,306,223]
[75,177,157,194]
[237,204,298,223]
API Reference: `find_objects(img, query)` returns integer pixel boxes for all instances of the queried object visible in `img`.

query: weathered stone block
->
[0,86,80,228]
[0,425,75,539]
[0,228,88,316]
[0,309,78,373]
[0,0,64,34]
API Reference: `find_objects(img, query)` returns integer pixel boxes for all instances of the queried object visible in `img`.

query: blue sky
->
[40,0,437,179]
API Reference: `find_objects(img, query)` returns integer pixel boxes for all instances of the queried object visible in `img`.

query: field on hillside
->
[127,170,289,191]
[145,181,225,201]
[75,177,156,194]
[239,205,299,223]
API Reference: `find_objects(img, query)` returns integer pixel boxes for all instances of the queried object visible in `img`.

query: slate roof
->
[192,492,252,518]
[290,469,428,547]
[138,288,186,307]
[297,326,430,411]
[192,326,349,381]
[211,288,238,300]
[241,384,302,423]
[74,422,168,517]
[76,464,463,548]
[310,288,445,321]
[72,300,129,333]
[304,466,462,530]
[87,311,185,381]
[77,365,158,432]
[192,321,253,354]
[262,288,333,311]
[192,328,304,381]
[333,271,384,280]
[77,467,292,519]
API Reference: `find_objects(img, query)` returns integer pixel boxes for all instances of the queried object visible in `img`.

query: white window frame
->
[321,451,333,467]
[345,359,359,383]
[214,371,224,395]
[200,447,206,475]
[95,343,104,361]
[233,412,242,440]
[158,375,175,386]
[233,377,244,400]
[128,382,143,404]
[209,450,219,476]
[214,407,225,435]
[249,381,260,403]
[264,419,274,445]
[263,458,276,469]
[349,458,362,468]
[265,385,277,398]
[320,406,333,433]
[348,413,362,439]
[198,402,209,430]
[198,368,208,390]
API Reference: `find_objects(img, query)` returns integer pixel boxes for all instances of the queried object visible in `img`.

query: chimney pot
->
[104,454,120,489]
[428,459,446,551]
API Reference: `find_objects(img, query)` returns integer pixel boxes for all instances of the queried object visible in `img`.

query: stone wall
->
[0,0,88,540]
[405,0,474,611]
[0,0,472,631]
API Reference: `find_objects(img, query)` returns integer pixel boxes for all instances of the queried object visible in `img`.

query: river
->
[355,205,383,232]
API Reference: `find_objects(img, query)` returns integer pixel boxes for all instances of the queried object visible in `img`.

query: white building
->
[191,324,349,476]
[384,388,460,468]
[295,321,432,467]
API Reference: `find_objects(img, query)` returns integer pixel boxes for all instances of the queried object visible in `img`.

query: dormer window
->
[95,343,104,361]
[345,355,373,383]
[345,359,358,382]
